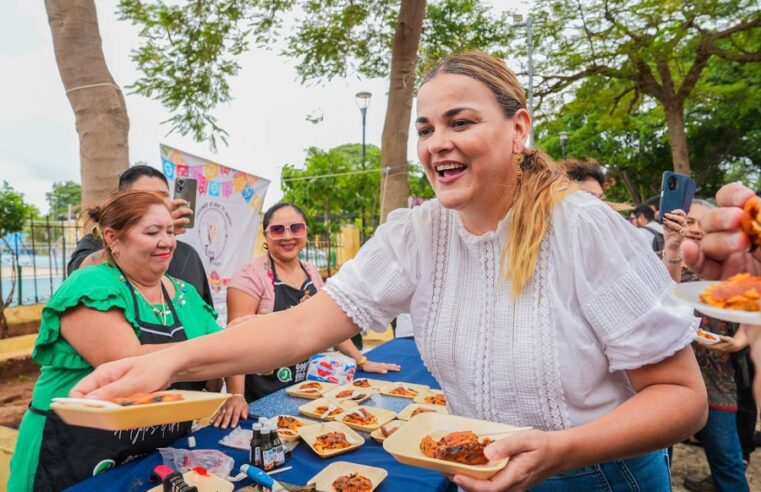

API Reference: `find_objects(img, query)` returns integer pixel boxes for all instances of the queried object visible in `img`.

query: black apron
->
[244,256,318,402]
[31,276,202,491]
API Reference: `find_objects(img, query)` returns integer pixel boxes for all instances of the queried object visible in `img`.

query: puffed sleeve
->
[565,198,698,371]
[325,207,420,333]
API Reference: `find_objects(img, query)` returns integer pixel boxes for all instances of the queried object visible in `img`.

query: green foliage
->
[45,181,81,219]
[0,181,35,237]
[119,0,513,145]
[280,144,433,237]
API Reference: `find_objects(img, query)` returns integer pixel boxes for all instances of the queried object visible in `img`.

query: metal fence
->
[1,218,83,306]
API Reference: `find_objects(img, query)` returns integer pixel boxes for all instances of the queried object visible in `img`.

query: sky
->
[0,0,528,214]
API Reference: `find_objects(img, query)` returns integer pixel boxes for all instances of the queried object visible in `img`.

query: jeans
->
[697,408,749,492]
[530,449,671,491]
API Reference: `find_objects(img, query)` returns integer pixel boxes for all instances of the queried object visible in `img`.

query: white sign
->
[160,144,270,324]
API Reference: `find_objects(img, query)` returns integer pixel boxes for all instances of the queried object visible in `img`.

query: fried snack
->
[314,405,344,418]
[700,273,761,311]
[697,328,719,342]
[420,431,493,465]
[343,408,378,426]
[411,407,437,418]
[353,379,372,388]
[380,423,399,438]
[423,394,447,406]
[277,415,304,431]
[389,386,418,397]
[335,389,356,398]
[313,431,351,452]
[332,472,373,492]
[743,196,761,248]
[110,392,183,407]
[299,382,322,393]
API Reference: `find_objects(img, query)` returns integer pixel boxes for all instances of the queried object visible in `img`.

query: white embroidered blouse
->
[325,191,698,430]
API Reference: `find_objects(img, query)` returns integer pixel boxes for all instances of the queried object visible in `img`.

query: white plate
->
[673,281,761,325]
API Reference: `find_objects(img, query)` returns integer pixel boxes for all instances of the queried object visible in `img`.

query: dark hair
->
[632,204,656,222]
[561,159,606,188]
[118,165,169,191]
[645,195,660,211]
[262,202,308,230]
[88,191,170,256]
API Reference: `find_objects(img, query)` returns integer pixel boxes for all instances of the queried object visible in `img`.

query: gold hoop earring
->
[514,153,524,179]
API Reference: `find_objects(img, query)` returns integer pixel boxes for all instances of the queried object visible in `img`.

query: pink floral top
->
[228,254,324,314]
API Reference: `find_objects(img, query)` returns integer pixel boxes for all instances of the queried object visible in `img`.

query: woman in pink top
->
[211,203,400,428]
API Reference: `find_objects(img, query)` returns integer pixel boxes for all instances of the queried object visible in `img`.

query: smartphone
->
[658,171,696,223]
[173,178,197,229]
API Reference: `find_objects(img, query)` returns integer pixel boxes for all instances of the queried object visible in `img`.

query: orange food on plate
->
[343,408,378,426]
[389,386,418,397]
[110,392,183,407]
[313,431,352,452]
[420,431,493,465]
[332,472,373,492]
[380,423,399,438]
[697,329,719,342]
[700,273,761,311]
[277,415,304,431]
[353,379,372,388]
[411,407,437,418]
[299,382,322,393]
[742,196,761,247]
[335,389,356,398]
[423,394,447,406]
[314,405,343,418]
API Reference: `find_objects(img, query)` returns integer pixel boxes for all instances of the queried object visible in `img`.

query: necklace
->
[129,277,170,325]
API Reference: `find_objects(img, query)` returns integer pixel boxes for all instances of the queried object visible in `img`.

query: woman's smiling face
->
[415,73,527,218]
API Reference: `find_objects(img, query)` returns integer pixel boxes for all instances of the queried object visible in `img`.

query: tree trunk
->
[45,0,129,210]
[379,0,427,222]
[663,99,691,175]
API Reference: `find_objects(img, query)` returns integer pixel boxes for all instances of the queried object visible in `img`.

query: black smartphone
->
[659,171,696,223]
[173,177,197,229]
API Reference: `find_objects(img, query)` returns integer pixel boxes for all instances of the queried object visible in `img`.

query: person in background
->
[646,195,661,216]
[667,199,750,492]
[68,165,213,309]
[632,204,665,255]
[71,52,707,491]
[211,203,400,428]
[8,191,224,492]
[562,159,606,198]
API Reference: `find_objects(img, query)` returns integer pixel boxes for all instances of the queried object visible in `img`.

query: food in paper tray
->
[315,405,344,418]
[299,382,323,393]
[277,415,305,431]
[420,431,493,465]
[743,196,761,247]
[389,385,419,397]
[352,379,372,388]
[697,328,720,342]
[335,389,368,401]
[332,472,373,492]
[335,389,356,398]
[380,423,400,438]
[700,273,761,311]
[110,391,184,406]
[423,394,447,406]
[412,407,437,418]
[314,431,352,452]
[343,408,378,426]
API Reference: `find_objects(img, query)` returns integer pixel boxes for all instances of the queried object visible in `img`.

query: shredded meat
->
[314,406,343,418]
[390,386,418,397]
[353,379,371,388]
[277,416,303,431]
[420,431,492,465]
[332,472,373,492]
[314,431,351,452]
[335,389,356,398]
[423,394,447,406]
[700,273,761,311]
[343,408,378,426]
[110,392,183,406]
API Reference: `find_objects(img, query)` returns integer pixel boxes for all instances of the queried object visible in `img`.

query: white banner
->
[160,144,270,324]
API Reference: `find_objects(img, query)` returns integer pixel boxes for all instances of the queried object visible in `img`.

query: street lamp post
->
[355,91,372,240]
[559,131,568,160]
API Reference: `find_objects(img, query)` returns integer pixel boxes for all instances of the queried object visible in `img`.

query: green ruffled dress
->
[7,262,221,492]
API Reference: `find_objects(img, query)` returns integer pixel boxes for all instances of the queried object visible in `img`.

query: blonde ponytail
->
[503,151,576,296]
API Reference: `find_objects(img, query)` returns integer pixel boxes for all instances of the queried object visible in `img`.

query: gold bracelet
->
[666,255,683,264]
[229,393,245,400]
[356,356,368,367]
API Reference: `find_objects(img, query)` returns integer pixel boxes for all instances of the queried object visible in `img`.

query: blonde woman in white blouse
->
[72,52,708,491]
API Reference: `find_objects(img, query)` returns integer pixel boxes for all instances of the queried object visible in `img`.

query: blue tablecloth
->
[65,339,455,491]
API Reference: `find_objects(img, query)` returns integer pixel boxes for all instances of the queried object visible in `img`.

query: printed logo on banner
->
[222,181,233,198]
[208,181,221,198]
[233,173,246,193]
[162,159,175,180]
[191,165,205,180]
[195,202,231,265]
[242,186,254,203]
[198,176,208,195]
[176,165,189,177]
[204,163,219,180]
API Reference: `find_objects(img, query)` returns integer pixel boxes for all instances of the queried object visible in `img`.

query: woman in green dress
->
[8,190,222,492]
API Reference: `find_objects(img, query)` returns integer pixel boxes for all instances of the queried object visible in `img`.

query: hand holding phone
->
[173,178,197,229]
[659,171,696,223]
